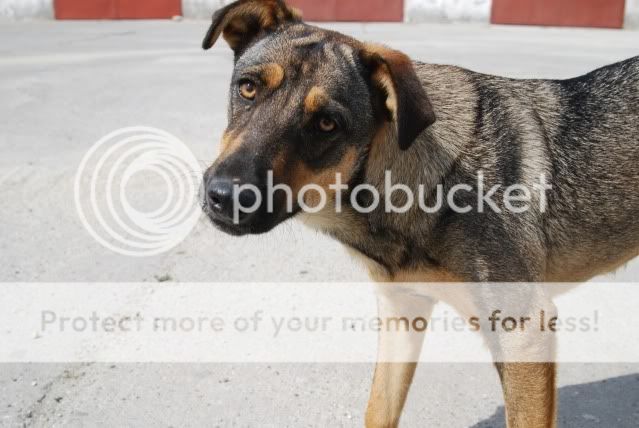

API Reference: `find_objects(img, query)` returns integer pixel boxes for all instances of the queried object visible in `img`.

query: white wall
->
[182,0,225,19]
[405,0,492,23]
[0,0,53,20]
[627,0,639,28]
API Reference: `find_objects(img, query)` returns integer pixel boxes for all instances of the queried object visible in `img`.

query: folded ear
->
[361,45,436,151]
[202,0,302,55]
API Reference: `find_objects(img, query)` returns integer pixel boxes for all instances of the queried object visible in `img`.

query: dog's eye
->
[238,80,257,101]
[317,117,337,133]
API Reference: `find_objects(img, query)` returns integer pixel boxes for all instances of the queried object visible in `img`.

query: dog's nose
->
[207,179,233,214]
[206,178,258,223]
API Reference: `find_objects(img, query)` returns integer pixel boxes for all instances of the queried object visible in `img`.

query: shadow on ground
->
[472,374,639,428]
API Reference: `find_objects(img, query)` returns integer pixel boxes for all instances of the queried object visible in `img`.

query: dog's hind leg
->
[480,291,558,428]
[365,288,436,428]
[495,362,557,428]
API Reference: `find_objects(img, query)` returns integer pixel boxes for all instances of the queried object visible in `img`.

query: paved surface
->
[1,20,639,427]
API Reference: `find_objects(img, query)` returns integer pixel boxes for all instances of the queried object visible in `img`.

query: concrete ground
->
[1,19,639,427]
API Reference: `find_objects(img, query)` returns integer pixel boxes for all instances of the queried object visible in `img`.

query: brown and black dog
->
[200,0,639,426]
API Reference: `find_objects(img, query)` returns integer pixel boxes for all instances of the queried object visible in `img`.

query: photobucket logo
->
[230,170,551,224]
[74,127,202,256]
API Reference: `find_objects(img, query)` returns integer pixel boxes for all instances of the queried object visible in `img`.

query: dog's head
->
[202,0,436,235]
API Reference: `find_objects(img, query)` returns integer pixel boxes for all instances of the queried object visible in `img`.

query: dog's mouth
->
[203,205,298,236]
[207,215,269,236]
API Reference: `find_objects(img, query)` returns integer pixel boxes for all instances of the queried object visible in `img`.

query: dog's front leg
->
[365,288,436,428]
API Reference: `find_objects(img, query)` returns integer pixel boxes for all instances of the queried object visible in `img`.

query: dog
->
[200,0,639,426]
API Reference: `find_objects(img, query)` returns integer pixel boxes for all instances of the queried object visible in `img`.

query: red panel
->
[116,0,181,19]
[287,0,337,21]
[288,0,403,22]
[337,0,403,22]
[55,0,181,20]
[55,0,116,19]
[491,0,625,29]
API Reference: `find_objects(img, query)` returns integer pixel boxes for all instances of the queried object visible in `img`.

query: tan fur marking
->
[219,130,234,153]
[372,65,397,119]
[392,268,465,283]
[261,63,285,89]
[272,146,358,207]
[358,264,465,284]
[303,86,329,114]
[271,149,287,181]
[290,147,358,207]
[218,130,244,160]
[288,6,303,20]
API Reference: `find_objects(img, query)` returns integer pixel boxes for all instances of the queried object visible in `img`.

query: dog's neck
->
[299,117,469,277]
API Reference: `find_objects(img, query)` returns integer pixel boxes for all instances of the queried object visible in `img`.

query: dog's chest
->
[297,207,421,276]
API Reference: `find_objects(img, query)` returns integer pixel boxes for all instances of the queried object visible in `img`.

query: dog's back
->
[542,57,639,279]
[414,57,639,281]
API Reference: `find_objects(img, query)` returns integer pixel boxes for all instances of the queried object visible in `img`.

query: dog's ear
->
[202,0,302,55]
[361,45,436,151]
